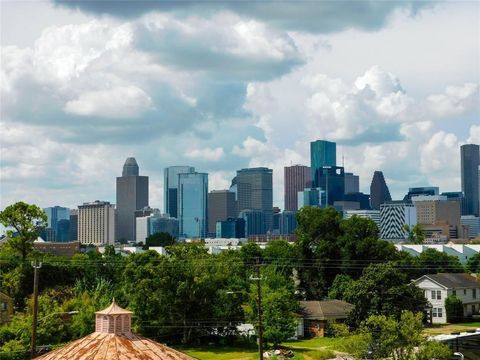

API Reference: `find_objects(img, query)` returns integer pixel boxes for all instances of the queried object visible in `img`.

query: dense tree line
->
[0,202,463,358]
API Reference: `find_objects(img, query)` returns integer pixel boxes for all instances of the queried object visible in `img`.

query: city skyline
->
[1,1,479,213]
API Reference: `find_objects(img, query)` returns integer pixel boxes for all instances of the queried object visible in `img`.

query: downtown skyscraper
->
[310,139,336,186]
[164,166,195,218]
[234,167,273,233]
[370,171,392,210]
[178,172,208,238]
[284,165,311,211]
[461,144,480,216]
[116,157,149,242]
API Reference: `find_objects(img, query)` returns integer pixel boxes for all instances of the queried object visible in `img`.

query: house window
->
[432,308,443,318]
[452,290,456,296]
[473,289,477,299]
[464,289,467,295]
[431,290,441,300]
[0,302,7,311]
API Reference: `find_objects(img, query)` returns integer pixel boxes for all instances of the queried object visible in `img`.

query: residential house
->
[0,290,14,325]
[413,273,480,324]
[298,300,354,337]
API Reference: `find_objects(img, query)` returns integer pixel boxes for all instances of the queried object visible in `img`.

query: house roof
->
[0,290,13,300]
[95,299,132,315]
[416,273,480,289]
[299,300,354,320]
[34,332,195,360]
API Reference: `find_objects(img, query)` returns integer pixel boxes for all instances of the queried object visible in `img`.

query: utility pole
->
[30,260,42,359]
[250,258,264,360]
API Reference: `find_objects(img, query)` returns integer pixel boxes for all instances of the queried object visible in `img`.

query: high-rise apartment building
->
[178,172,208,238]
[310,140,336,187]
[370,171,392,210]
[207,190,236,235]
[461,144,480,216]
[235,167,273,233]
[344,173,360,194]
[284,165,311,211]
[164,166,195,218]
[116,157,149,242]
[78,201,115,245]
[380,201,416,241]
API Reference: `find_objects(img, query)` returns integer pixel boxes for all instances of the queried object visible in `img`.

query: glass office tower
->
[164,166,195,218]
[310,140,336,186]
[178,172,208,238]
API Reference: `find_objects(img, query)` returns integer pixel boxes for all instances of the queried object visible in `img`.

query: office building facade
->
[116,157,149,242]
[164,166,195,218]
[239,209,265,237]
[370,171,392,210]
[43,206,70,242]
[380,201,417,241]
[461,216,480,238]
[310,140,336,185]
[461,144,480,216]
[235,167,273,233]
[207,190,236,236]
[403,187,439,201]
[344,210,381,229]
[279,211,297,235]
[78,201,115,245]
[216,218,245,238]
[284,165,311,211]
[178,172,208,238]
[344,172,360,194]
[135,213,179,243]
[314,166,345,206]
[298,187,325,209]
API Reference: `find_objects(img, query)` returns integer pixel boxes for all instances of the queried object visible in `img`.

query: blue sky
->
[0,0,479,214]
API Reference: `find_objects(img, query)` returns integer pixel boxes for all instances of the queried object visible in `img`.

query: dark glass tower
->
[310,140,336,186]
[370,171,392,210]
[235,167,273,233]
[116,157,149,242]
[461,144,480,216]
[207,190,236,235]
[164,166,195,218]
[178,172,208,238]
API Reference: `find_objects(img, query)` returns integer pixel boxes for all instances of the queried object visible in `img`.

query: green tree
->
[145,232,175,247]
[247,265,298,348]
[403,224,425,244]
[0,202,47,259]
[445,295,464,323]
[122,244,244,343]
[295,206,343,299]
[361,311,450,360]
[339,215,397,278]
[466,253,480,273]
[328,274,354,300]
[345,263,428,327]
[417,248,464,275]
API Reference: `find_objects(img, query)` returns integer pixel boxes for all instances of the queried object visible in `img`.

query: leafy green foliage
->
[344,263,428,327]
[445,295,464,323]
[360,311,451,360]
[327,274,353,300]
[466,253,480,273]
[295,209,397,299]
[403,224,426,244]
[0,202,47,259]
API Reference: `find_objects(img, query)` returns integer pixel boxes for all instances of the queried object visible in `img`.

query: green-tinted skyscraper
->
[310,140,336,186]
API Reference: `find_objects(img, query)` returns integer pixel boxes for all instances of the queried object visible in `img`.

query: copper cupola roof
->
[35,300,195,360]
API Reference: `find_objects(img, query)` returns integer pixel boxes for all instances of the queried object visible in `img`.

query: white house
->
[414,273,480,324]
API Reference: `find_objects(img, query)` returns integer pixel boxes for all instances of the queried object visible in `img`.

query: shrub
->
[445,295,464,323]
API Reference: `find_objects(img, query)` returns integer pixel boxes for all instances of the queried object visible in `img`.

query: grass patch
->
[423,322,480,336]
[178,338,345,360]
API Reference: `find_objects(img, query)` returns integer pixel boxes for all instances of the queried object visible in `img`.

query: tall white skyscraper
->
[78,201,115,245]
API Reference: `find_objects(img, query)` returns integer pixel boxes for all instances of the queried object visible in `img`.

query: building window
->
[464,289,467,295]
[452,290,456,296]
[431,290,441,300]
[0,302,7,311]
[474,289,477,299]
[432,308,443,318]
